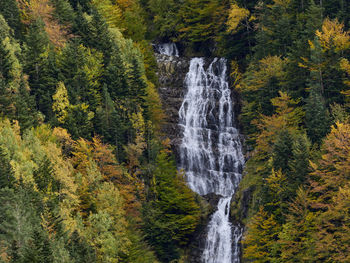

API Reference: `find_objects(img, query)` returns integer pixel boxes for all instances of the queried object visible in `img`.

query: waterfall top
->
[154,43,179,57]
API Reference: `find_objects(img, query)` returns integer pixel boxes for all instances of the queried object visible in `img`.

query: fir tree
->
[272,130,293,174]
[304,74,331,144]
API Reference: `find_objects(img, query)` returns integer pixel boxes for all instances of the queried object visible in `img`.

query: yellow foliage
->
[266,169,286,196]
[226,3,250,33]
[124,110,146,173]
[340,59,350,97]
[0,245,10,263]
[309,122,350,261]
[254,91,304,156]
[310,122,350,200]
[52,126,75,154]
[115,0,134,10]
[91,0,123,30]
[241,56,286,92]
[316,18,350,52]
[243,207,280,262]
[145,80,165,132]
[272,0,291,6]
[83,49,104,89]
[52,82,70,124]
[230,60,242,88]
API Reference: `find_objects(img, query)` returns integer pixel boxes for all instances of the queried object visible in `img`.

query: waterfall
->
[179,58,244,263]
[154,43,179,57]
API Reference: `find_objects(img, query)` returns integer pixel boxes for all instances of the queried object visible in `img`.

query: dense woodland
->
[0,0,349,262]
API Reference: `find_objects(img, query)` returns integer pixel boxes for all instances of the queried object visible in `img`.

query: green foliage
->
[57,41,103,109]
[143,151,200,262]
[0,187,38,262]
[146,0,181,39]
[1,0,349,261]
[0,0,23,39]
[304,81,331,144]
[0,1,191,261]
[178,0,227,51]
[51,0,76,26]
[272,130,294,174]
[23,19,55,118]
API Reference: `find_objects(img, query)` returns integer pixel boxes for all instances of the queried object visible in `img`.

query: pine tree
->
[0,187,38,261]
[0,0,23,40]
[51,0,76,27]
[15,79,40,131]
[22,230,54,263]
[23,19,57,119]
[304,71,331,144]
[65,103,94,140]
[94,86,125,151]
[143,151,200,262]
[289,133,311,188]
[146,0,180,39]
[272,130,293,174]
[0,146,13,189]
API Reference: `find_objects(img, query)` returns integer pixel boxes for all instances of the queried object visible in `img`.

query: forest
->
[0,0,349,262]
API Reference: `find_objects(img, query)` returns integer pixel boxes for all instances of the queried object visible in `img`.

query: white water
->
[179,58,244,263]
[155,42,179,57]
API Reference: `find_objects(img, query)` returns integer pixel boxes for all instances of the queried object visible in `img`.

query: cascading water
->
[179,57,244,263]
[154,43,179,57]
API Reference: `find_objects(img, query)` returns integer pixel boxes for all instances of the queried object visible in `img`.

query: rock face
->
[156,53,190,158]
[156,53,216,262]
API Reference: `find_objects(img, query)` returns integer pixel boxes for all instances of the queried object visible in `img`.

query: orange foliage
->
[72,136,144,220]
[91,137,123,182]
[16,0,71,47]
[115,0,134,10]
[0,245,10,263]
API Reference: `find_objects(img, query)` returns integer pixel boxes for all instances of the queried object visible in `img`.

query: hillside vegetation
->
[0,0,349,262]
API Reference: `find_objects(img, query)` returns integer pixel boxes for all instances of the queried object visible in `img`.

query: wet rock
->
[156,54,190,159]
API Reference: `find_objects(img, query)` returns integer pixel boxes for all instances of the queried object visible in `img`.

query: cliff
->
[155,52,245,262]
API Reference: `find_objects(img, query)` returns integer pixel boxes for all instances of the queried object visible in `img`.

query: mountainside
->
[0,0,350,262]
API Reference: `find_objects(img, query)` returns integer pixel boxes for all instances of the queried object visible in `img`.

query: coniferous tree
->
[143,151,200,262]
[304,75,331,144]
[22,230,54,263]
[0,187,38,262]
[272,130,294,174]
[23,19,57,119]
[0,146,13,189]
[0,0,23,40]
[178,0,227,52]
[51,0,76,27]
[289,133,311,187]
